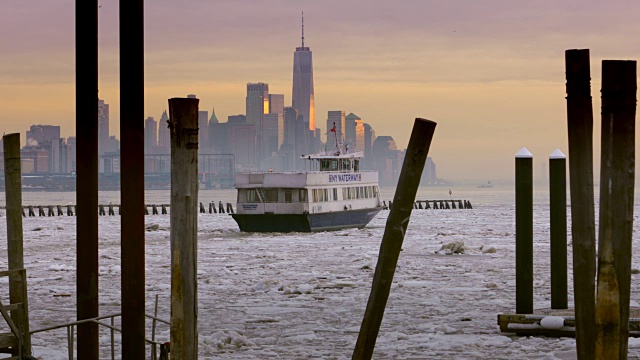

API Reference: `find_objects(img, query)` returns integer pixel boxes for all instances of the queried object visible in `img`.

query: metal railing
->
[29,295,169,360]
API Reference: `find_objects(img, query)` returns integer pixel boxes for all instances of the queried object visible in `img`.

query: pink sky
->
[1,0,639,182]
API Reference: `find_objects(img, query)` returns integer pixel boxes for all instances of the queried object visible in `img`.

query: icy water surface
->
[1,185,640,359]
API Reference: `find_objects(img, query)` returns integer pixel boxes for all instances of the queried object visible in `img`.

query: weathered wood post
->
[565,48,596,360]
[169,97,199,359]
[76,0,100,355]
[352,118,436,360]
[549,149,567,310]
[218,201,225,214]
[120,0,145,355]
[3,133,31,355]
[595,59,636,359]
[515,147,533,314]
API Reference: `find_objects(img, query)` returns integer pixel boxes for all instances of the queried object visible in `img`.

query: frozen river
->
[1,184,640,359]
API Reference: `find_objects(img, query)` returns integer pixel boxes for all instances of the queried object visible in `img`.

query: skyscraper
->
[344,113,360,146]
[98,99,109,154]
[246,82,269,163]
[198,110,209,151]
[268,94,285,150]
[157,110,170,151]
[292,13,315,134]
[144,117,158,153]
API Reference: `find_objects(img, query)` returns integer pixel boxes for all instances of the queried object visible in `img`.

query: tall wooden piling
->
[515,147,533,314]
[120,0,145,356]
[595,60,636,359]
[76,0,99,355]
[169,97,200,360]
[3,134,31,355]
[565,48,596,360]
[549,149,567,310]
[352,118,436,360]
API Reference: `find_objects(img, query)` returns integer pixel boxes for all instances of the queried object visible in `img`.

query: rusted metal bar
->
[120,0,146,357]
[76,0,99,356]
[352,118,437,360]
[565,48,596,360]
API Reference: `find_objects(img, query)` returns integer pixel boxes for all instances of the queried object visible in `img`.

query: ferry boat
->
[231,134,383,232]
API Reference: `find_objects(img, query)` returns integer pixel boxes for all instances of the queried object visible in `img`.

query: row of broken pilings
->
[383,199,472,210]
[15,201,235,217]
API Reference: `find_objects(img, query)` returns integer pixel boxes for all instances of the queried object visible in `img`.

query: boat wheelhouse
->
[231,147,382,232]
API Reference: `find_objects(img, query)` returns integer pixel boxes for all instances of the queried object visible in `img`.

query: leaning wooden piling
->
[549,149,568,310]
[226,203,234,214]
[353,118,436,360]
[515,147,533,315]
[565,48,597,360]
[218,201,225,214]
[595,59,637,359]
[3,134,31,355]
[169,97,200,360]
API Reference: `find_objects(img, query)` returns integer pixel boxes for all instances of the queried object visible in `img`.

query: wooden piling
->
[57,205,63,216]
[218,201,225,214]
[162,205,168,215]
[2,134,31,355]
[208,202,213,214]
[352,118,436,360]
[76,0,100,354]
[595,60,636,359]
[152,205,158,215]
[549,149,568,310]
[169,97,200,360]
[515,147,533,314]
[108,204,115,216]
[227,203,234,214]
[120,0,146,355]
[565,48,597,359]
[38,206,45,217]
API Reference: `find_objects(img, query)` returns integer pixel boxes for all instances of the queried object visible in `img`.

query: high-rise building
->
[363,123,375,158]
[292,13,315,134]
[144,117,158,153]
[67,136,77,173]
[327,111,345,144]
[198,110,209,151]
[344,113,360,147]
[246,82,269,162]
[98,99,109,154]
[269,94,285,150]
[157,110,170,151]
[229,123,256,170]
[355,119,365,152]
[262,113,280,160]
[26,125,60,145]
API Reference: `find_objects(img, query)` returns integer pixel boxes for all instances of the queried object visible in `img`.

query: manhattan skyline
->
[1,1,639,182]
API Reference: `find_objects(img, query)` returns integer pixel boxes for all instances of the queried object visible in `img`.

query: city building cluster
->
[0,21,442,187]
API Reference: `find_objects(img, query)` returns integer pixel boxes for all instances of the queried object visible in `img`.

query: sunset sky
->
[1,0,639,182]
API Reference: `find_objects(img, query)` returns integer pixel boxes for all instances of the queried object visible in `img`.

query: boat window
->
[333,188,338,201]
[340,160,351,171]
[330,160,338,171]
[246,189,260,203]
[350,187,356,200]
[354,160,359,172]
[284,190,292,203]
[263,189,278,203]
[300,189,308,202]
[323,189,329,202]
